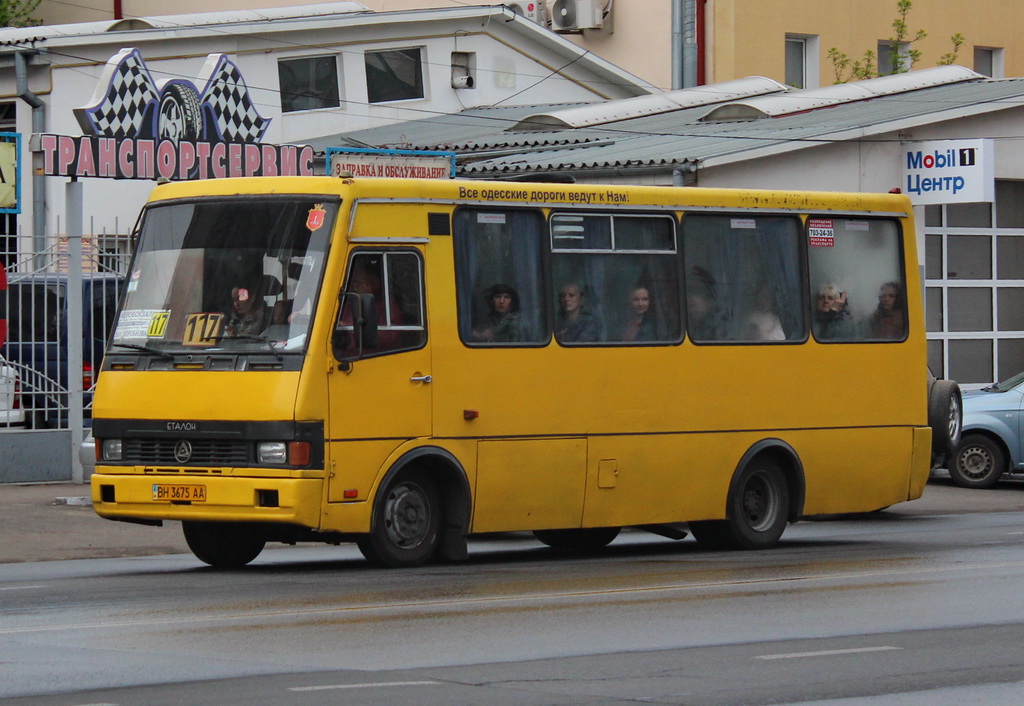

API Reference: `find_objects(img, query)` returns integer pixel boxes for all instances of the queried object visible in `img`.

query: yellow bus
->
[90,176,960,568]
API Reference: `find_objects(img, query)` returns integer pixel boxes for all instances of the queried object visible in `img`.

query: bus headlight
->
[256,441,311,466]
[101,439,123,461]
[257,441,288,465]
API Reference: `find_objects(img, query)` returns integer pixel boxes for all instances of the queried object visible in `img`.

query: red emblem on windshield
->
[306,204,326,232]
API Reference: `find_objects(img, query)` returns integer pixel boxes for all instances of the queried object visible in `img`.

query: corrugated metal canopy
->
[316,70,1024,178]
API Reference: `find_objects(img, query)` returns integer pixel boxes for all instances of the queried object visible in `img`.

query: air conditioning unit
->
[550,0,605,32]
[504,1,548,25]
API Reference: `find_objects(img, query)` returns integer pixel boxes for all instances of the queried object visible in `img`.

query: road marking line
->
[289,681,439,692]
[756,646,902,660]
[0,585,48,591]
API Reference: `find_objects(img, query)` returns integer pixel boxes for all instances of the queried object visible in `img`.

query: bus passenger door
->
[326,250,431,503]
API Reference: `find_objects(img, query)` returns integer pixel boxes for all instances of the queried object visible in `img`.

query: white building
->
[0,2,653,261]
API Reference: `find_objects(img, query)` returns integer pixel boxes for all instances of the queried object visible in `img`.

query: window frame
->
[549,211,683,347]
[278,54,342,114]
[453,206,550,349]
[365,47,426,104]
[335,248,427,359]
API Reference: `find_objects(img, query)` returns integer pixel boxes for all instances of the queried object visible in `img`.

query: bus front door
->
[326,250,431,504]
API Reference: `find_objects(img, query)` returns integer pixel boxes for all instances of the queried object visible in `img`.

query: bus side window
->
[336,251,426,357]
[551,213,681,346]
[454,208,548,346]
[807,217,906,342]
[683,214,804,343]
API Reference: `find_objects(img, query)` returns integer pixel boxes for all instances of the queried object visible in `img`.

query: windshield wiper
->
[111,342,175,360]
[214,334,283,361]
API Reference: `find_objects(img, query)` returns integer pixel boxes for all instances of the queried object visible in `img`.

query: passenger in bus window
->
[744,283,786,341]
[225,284,270,337]
[556,283,601,342]
[473,283,523,343]
[867,281,905,339]
[686,266,724,341]
[619,286,657,342]
[813,284,856,340]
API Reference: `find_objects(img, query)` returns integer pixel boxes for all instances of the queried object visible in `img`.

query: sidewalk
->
[0,482,190,563]
[1,476,1023,564]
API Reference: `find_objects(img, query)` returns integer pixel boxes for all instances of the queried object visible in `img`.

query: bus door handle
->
[410,375,432,384]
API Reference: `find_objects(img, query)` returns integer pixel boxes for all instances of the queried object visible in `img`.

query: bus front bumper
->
[91,472,325,529]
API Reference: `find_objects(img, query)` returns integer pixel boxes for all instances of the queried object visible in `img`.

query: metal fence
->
[0,220,130,483]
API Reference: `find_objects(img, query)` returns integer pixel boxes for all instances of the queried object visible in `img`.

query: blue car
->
[949,370,1024,488]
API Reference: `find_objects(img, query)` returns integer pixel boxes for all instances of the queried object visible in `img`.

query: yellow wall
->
[34,0,1024,90]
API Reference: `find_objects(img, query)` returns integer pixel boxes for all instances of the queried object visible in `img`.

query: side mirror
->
[357,292,379,348]
[333,291,379,361]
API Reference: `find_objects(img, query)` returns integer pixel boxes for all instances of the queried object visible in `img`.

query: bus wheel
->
[533,527,621,554]
[182,521,266,568]
[928,377,963,462]
[950,434,1005,489]
[690,462,790,550]
[358,470,441,568]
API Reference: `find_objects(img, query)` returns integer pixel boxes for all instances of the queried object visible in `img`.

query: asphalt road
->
[4,477,1024,705]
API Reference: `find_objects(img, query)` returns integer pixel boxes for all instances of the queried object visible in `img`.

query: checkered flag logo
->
[75,48,159,138]
[197,54,270,143]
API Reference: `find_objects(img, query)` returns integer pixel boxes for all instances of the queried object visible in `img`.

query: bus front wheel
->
[690,462,790,550]
[533,527,621,554]
[182,521,266,568]
[358,470,441,568]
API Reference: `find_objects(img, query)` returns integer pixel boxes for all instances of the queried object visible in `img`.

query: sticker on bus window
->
[182,313,224,346]
[306,204,326,232]
[477,213,506,224]
[147,311,170,338]
[115,309,164,339]
[730,218,756,229]
[808,218,835,247]
[845,220,870,231]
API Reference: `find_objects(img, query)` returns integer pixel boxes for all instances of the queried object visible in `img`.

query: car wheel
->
[533,527,621,554]
[950,434,1006,489]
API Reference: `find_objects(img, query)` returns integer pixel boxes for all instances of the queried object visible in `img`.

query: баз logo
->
[74,48,270,145]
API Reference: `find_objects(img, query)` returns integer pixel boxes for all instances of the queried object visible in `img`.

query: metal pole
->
[66,179,84,484]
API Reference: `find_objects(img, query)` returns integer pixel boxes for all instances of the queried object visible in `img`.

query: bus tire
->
[928,378,963,460]
[949,433,1006,489]
[533,527,621,554]
[357,469,441,568]
[182,521,266,568]
[690,461,790,550]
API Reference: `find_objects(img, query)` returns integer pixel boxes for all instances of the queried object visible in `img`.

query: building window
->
[278,56,340,113]
[877,41,910,74]
[785,35,819,89]
[974,47,1004,78]
[366,48,424,103]
[925,180,1024,384]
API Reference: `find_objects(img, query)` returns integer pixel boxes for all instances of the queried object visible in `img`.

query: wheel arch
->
[377,445,472,560]
[728,439,805,522]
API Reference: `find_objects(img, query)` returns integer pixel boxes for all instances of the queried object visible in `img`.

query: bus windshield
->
[112,197,336,354]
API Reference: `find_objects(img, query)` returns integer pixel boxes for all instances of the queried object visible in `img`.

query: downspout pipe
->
[15,51,46,262]
[672,0,699,90]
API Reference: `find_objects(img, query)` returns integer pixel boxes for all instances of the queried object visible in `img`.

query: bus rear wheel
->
[690,462,790,550]
[357,470,441,568]
[182,521,266,568]
[533,527,621,554]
